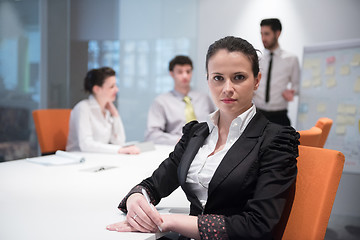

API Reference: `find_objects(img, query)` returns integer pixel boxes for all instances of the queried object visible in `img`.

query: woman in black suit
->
[107,36,299,240]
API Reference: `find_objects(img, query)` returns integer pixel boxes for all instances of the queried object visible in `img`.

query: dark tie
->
[265,52,273,103]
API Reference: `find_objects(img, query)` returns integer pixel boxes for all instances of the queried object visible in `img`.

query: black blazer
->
[119,112,299,240]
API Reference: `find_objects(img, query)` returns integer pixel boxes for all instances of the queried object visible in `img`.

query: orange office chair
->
[32,109,71,155]
[273,145,345,240]
[298,126,322,147]
[315,117,333,148]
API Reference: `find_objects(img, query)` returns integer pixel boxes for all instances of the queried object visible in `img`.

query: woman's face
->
[94,76,118,103]
[207,49,261,119]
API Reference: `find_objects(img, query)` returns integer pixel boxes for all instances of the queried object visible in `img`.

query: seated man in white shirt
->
[145,55,216,145]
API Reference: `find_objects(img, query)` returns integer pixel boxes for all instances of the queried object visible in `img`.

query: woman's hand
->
[118,145,141,155]
[106,220,137,232]
[107,193,163,233]
[105,101,119,117]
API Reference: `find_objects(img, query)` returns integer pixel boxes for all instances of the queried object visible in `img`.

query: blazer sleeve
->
[198,126,299,240]
[118,121,202,212]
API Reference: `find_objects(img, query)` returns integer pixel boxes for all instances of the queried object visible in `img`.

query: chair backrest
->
[315,117,333,148]
[298,126,322,147]
[273,145,345,240]
[32,109,71,155]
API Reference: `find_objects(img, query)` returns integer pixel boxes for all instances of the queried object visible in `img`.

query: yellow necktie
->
[183,96,197,123]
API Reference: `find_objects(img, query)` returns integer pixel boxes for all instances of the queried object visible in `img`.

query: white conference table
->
[0,145,190,240]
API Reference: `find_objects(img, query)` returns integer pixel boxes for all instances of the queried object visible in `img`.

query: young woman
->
[66,67,139,155]
[106,37,299,239]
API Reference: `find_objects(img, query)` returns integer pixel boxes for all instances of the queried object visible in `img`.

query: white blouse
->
[66,95,126,153]
[186,105,256,208]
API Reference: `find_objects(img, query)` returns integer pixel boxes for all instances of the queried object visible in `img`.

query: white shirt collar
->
[88,94,100,107]
[88,94,111,120]
[206,104,256,134]
[171,89,194,100]
[264,46,281,56]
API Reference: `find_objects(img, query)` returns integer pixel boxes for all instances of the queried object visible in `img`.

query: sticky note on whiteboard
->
[345,116,355,125]
[325,66,335,75]
[304,59,313,69]
[326,56,336,64]
[337,104,347,114]
[326,78,337,88]
[312,77,322,87]
[302,80,312,88]
[345,105,357,115]
[312,68,321,77]
[340,65,350,75]
[351,53,360,66]
[354,77,360,92]
[336,115,347,125]
[317,104,326,113]
[336,125,346,135]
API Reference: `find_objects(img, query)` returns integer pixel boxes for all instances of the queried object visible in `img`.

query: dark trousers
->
[257,108,291,126]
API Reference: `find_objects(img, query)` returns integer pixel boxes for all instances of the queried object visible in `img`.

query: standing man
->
[254,18,300,126]
[145,55,216,145]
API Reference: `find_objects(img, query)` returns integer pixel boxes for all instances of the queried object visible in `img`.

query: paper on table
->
[135,141,155,152]
[26,150,85,166]
[123,141,156,152]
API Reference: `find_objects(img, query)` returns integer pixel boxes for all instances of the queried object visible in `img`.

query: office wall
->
[196,0,360,217]
[69,0,120,108]
[116,0,199,141]
[46,0,70,108]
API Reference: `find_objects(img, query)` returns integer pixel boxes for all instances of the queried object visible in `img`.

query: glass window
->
[0,0,40,161]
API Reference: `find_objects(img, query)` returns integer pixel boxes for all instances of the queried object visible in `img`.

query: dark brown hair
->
[206,36,260,78]
[84,67,116,93]
[168,55,193,72]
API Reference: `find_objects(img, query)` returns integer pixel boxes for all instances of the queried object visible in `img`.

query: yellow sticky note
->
[304,59,313,69]
[312,68,321,77]
[345,116,356,125]
[336,125,346,135]
[325,66,335,75]
[351,53,360,66]
[354,77,360,93]
[337,104,347,114]
[336,115,347,124]
[340,65,350,75]
[317,104,326,113]
[346,105,357,115]
[312,77,322,87]
[312,59,321,68]
[302,80,312,88]
[326,77,337,88]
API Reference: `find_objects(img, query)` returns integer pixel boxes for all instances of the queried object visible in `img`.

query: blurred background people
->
[253,18,300,126]
[145,55,216,145]
[66,67,139,154]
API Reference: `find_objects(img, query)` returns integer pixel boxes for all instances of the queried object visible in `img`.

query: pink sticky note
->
[326,56,336,64]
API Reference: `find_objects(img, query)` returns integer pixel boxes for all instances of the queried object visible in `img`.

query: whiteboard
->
[297,39,360,174]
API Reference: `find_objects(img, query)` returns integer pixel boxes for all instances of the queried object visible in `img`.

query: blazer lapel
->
[178,124,209,186]
[208,112,269,196]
